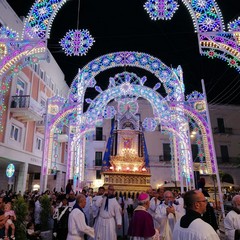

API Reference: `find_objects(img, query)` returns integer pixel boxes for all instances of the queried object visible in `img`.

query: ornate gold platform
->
[103,171,151,194]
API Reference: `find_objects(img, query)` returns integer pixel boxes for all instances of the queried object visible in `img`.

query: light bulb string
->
[77,0,81,30]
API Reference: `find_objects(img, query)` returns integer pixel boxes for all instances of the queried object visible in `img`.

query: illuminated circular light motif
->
[6,164,15,178]
[118,101,139,115]
[144,0,179,21]
[229,58,237,67]
[192,0,211,11]
[60,29,95,56]
[120,82,133,95]
[102,106,116,119]
[207,50,216,58]
[142,118,158,131]
[186,91,204,101]
[228,17,240,32]
[198,15,219,32]
[194,101,205,112]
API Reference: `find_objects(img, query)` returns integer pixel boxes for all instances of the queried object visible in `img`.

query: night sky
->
[6,0,240,105]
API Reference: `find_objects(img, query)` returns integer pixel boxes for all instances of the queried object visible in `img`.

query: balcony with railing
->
[10,95,45,122]
[36,114,46,133]
[213,127,233,135]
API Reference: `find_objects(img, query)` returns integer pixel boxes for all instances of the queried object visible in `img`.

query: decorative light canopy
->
[144,0,179,21]
[60,29,95,56]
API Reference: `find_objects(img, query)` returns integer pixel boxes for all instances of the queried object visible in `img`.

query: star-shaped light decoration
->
[144,0,179,21]
[60,29,95,56]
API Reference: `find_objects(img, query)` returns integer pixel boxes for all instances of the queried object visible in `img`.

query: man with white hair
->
[155,190,185,240]
[128,192,159,239]
[224,194,240,240]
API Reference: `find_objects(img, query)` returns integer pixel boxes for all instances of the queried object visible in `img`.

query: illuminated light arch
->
[182,107,215,174]
[161,126,193,181]
[69,51,184,110]
[42,69,216,192]
[42,83,169,183]
[40,51,218,192]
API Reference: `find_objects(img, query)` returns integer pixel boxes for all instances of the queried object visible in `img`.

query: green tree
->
[13,196,28,239]
[40,194,51,231]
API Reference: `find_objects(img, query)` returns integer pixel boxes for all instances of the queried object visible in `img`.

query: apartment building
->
[0,0,69,193]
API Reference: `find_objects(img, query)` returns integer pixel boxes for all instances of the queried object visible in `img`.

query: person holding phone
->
[155,191,185,240]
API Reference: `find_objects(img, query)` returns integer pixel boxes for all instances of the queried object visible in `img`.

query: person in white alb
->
[92,186,105,226]
[224,194,240,240]
[173,190,220,240]
[148,187,165,230]
[67,194,94,240]
[155,190,184,240]
[94,185,122,240]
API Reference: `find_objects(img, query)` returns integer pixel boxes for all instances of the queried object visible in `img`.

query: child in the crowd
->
[4,202,16,240]
[26,222,41,240]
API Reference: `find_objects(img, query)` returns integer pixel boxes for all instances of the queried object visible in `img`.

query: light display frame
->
[1,0,240,132]
[39,51,218,192]
[0,0,237,199]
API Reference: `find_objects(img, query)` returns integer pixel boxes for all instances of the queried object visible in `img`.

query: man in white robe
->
[155,190,184,240]
[82,189,93,227]
[224,194,240,240]
[148,187,165,230]
[173,190,220,240]
[67,194,94,240]
[94,185,122,240]
[92,186,105,224]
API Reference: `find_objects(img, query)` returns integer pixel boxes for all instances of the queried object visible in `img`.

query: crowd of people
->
[0,182,239,240]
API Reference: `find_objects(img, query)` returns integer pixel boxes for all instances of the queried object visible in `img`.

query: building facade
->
[0,0,69,193]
